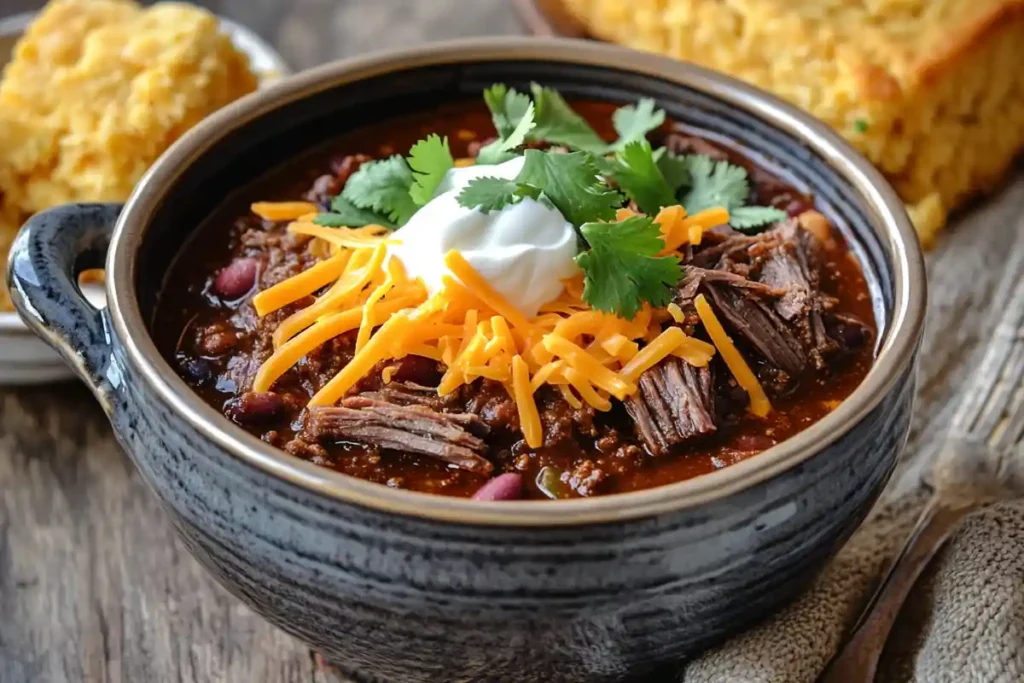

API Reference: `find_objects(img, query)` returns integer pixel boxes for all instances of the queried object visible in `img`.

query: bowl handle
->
[6,203,124,403]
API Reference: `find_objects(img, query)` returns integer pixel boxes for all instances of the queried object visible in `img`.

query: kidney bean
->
[212,257,257,300]
[329,153,372,187]
[226,391,284,425]
[303,173,343,208]
[471,473,524,501]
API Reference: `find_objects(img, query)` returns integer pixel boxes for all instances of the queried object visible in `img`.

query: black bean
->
[471,473,524,501]
[837,322,868,349]
[180,357,213,382]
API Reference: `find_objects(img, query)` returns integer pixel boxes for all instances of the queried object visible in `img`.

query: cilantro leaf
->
[517,149,622,226]
[341,156,419,226]
[607,140,677,214]
[729,205,788,232]
[609,98,665,151]
[483,84,533,139]
[529,83,608,154]
[457,177,520,212]
[476,101,536,165]
[680,155,749,214]
[654,149,692,192]
[577,216,682,319]
[408,134,454,206]
[314,197,397,230]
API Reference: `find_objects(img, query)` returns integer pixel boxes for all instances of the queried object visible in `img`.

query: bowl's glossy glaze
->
[6,40,925,682]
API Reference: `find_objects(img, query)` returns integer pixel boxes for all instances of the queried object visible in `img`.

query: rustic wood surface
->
[1,1,1022,682]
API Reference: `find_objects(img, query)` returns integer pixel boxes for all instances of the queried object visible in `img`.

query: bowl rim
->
[106,37,926,526]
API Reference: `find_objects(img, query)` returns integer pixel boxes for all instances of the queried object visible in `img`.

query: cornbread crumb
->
[907,192,947,250]
[0,0,259,310]
[562,0,1024,247]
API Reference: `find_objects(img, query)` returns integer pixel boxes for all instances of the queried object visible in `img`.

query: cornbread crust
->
[561,0,1024,247]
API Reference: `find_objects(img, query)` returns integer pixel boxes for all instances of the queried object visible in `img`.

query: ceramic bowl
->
[6,39,926,682]
[0,10,291,385]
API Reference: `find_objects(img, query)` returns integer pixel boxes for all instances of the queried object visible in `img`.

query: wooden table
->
[1,2,1022,681]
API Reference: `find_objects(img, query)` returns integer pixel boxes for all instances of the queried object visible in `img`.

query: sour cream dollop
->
[388,156,579,318]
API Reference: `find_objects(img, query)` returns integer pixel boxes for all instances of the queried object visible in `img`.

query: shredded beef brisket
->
[360,382,447,410]
[704,281,807,378]
[304,397,493,475]
[625,358,716,455]
[680,266,786,299]
[757,220,837,368]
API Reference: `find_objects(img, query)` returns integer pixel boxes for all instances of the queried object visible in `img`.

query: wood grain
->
[1,1,1022,682]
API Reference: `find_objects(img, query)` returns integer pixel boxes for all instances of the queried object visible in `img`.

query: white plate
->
[0,11,291,385]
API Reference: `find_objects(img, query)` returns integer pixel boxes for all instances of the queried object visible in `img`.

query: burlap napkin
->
[681,490,1024,683]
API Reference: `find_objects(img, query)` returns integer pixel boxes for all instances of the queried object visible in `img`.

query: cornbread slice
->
[0,0,259,214]
[0,0,259,310]
[561,0,1024,247]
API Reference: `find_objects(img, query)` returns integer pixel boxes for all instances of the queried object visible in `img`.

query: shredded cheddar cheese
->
[694,293,772,417]
[251,201,321,222]
[253,252,351,317]
[512,355,543,448]
[666,302,686,324]
[443,250,531,331]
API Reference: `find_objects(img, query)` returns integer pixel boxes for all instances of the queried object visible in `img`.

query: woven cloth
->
[681,493,1024,683]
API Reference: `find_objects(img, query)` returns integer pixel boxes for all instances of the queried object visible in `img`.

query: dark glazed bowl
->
[6,39,925,682]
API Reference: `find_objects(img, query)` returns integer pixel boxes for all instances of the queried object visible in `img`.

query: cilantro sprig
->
[609,98,666,152]
[606,140,676,214]
[577,216,682,319]
[477,99,536,165]
[315,136,456,230]
[480,83,667,155]
[314,196,397,230]
[457,177,524,213]
[456,150,622,226]
[408,134,454,205]
[647,150,787,232]
[333,155,419,226]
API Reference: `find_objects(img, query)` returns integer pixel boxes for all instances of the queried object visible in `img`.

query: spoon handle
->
[818,499,969,683]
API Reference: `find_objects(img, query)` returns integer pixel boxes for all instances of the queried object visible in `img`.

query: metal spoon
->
[820,267,1024,683]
